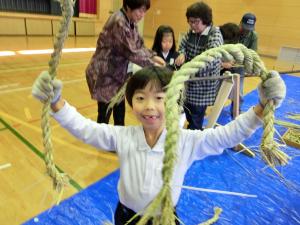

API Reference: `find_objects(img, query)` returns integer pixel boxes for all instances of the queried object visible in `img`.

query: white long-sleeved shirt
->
[53,102,262,213]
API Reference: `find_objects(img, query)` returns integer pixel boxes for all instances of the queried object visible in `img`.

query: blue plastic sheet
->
[24,74,300,225]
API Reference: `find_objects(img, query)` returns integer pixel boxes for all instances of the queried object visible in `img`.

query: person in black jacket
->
[152,25,180,71]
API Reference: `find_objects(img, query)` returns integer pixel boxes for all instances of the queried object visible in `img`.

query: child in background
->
[152,25,180,71]
[152,25,186,127]
[219,22,243,117]
[219,22,240,70]
[220,22,240,45]
[32,66,285,224]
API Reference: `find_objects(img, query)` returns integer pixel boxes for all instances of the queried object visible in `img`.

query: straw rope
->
[41,0,74,202]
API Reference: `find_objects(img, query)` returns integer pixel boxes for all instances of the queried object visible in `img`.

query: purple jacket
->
[86,8,156,102]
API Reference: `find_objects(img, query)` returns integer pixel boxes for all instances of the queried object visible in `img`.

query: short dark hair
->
[220,23,240,44]
[125,66,173,107]
[152,25,176,54]
[186,1,212,26]
[123,0,150,11]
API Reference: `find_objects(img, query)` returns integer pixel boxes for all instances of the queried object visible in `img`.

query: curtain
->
[79,0,97,18]
[0,0,78,16]
[0,0,50,14]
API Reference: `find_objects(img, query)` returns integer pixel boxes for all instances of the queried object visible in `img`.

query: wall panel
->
[75,21,96,36]
[26,19,52,35]
[0,17,26,35]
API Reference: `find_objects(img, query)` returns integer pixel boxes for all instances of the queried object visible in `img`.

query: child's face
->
[161,33,173,53]
[131,81,166,132]
[188,17,206,33]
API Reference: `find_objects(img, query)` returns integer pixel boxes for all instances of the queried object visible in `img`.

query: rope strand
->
[41,0,75,201]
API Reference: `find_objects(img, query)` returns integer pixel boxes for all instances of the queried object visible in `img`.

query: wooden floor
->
[0,35,287,224]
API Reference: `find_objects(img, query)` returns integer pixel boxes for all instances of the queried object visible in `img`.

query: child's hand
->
[258,71,286,108]
[175,54,185,66]
[152,56,166,66]
[32,71,62,105]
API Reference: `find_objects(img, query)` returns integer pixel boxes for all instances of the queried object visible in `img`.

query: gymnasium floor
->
[0,35,298,225]
[0,36,120,224]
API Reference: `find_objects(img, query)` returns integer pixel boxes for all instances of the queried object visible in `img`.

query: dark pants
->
[114,202,180,225]
[97,100,125,125]
[184,103,207,130]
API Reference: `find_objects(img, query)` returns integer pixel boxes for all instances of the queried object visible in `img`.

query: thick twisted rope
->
[41,0,74,200]
[134,43,290,224]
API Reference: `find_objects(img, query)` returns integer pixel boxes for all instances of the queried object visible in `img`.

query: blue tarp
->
[24,74,300,225]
